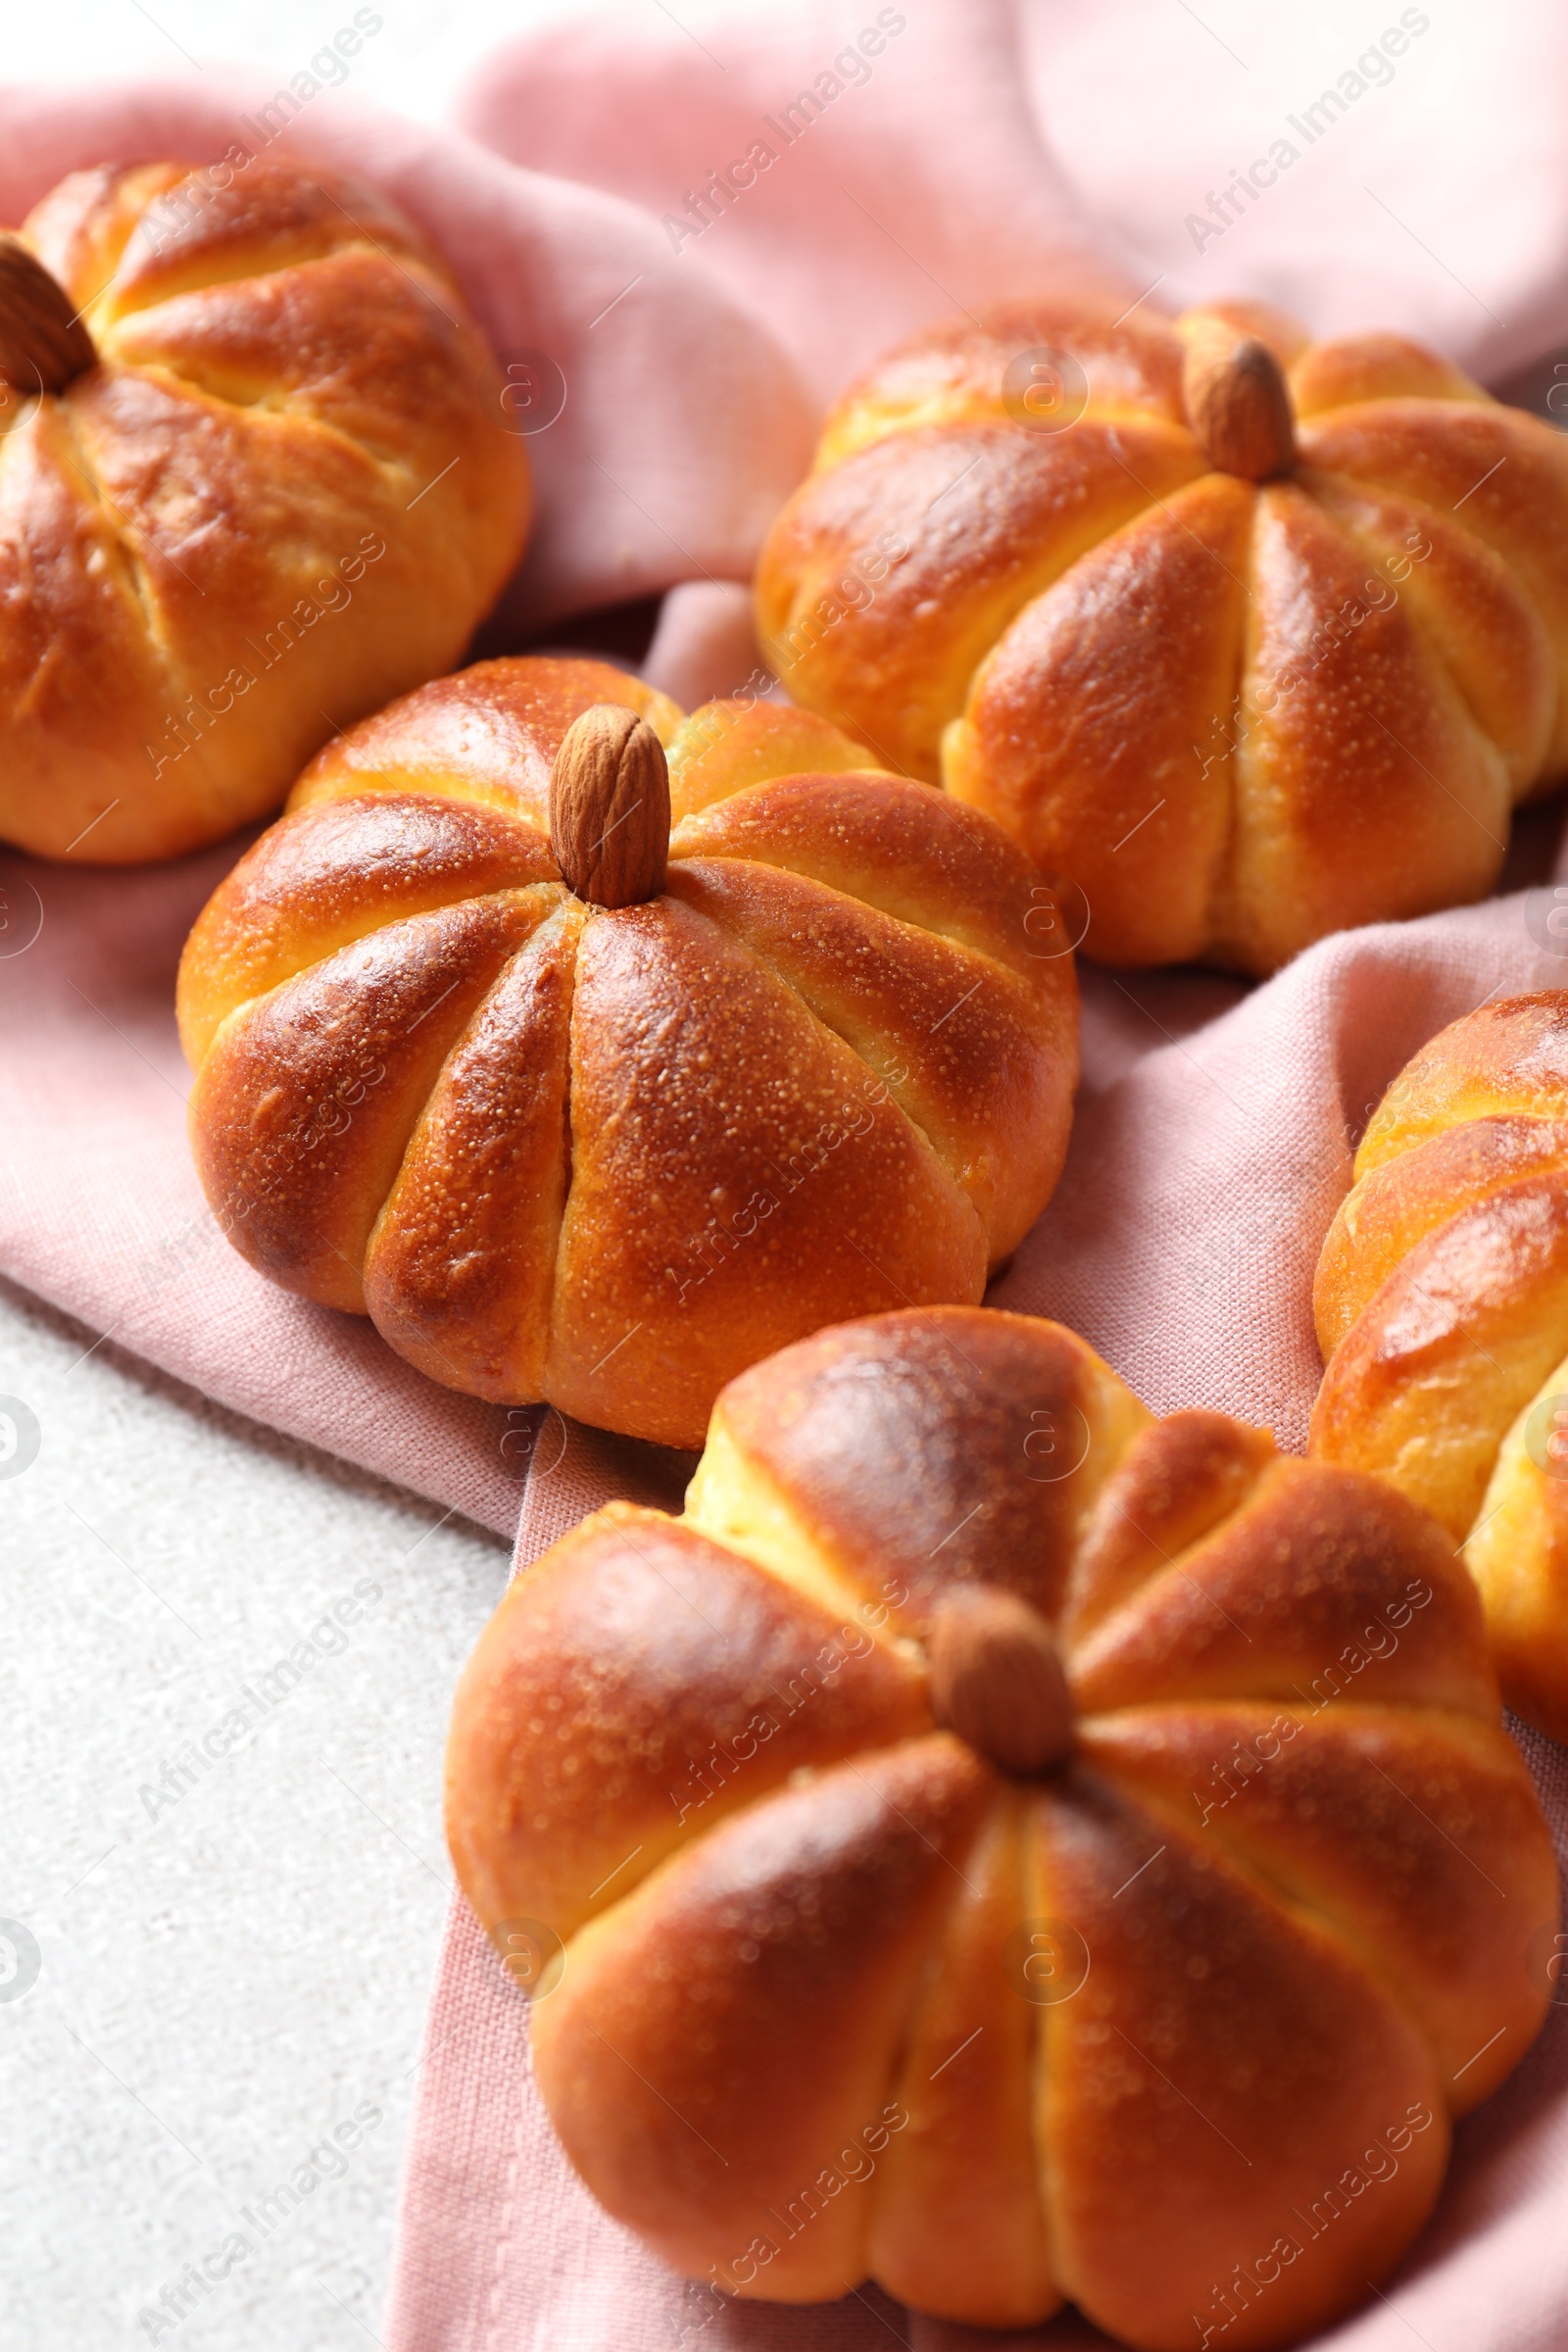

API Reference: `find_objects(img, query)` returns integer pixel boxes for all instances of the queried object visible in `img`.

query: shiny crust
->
[1312,991,1568,1736]
[757,299,1568,974]
[447,1306,1554,2346]
[178,659,1079,1447]
[759,416,1204,784]
[0,161,528,862]
[286,654,682,827]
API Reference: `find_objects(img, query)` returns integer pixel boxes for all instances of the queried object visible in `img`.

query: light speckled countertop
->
[0,1272,512,2346]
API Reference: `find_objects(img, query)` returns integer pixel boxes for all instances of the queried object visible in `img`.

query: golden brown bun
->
[1312,990,1568,1736]
[447,1305,1554,2348]
[0,161,528,861]
[757,298,1568,974]
[177,660,1078,1447]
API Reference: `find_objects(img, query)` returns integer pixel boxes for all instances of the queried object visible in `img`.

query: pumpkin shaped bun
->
[757,300,1568,974]
[447,1307,1555,2350]
[177,660,1077,1447]
[0,160,528,861]
[1313,988,1568,1740]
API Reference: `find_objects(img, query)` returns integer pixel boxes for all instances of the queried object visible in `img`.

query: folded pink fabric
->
[457,0,1137,407]
[6,7,1568,2348]
[1020,0,1568,388]
[458,0,1568,397]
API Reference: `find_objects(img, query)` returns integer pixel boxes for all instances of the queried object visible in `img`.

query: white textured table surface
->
[0,1272,512,2347]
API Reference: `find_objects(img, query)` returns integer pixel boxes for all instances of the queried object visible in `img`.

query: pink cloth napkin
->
[457,0,1568,397]
[6,7,1568,2348]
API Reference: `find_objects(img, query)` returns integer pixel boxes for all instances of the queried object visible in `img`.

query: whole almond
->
[927,1586,1074,1776]
[1182,325,1295,481]
[0,233,96,396]
[549,705,671,908]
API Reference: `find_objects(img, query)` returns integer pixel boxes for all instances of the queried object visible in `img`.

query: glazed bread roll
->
[757,299,1568,974]
[177,660,1078,1447]
[0,160,528,860]
[1313,989,1568,1738]
[448,1306,1554,2349]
